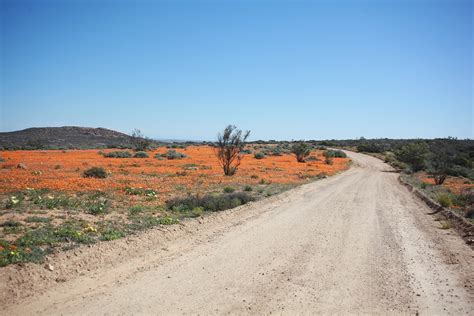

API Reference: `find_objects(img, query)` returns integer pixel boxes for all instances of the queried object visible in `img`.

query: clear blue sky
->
[1,0,472,140]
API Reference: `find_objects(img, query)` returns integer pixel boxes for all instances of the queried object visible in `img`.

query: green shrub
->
[356,143,385,153]
[323,150,347,158]
[104,151,132,158]
[100,229,125,241]
[269,147,285,156]
[390,159,409,170]
[383,152,408,170]
[0,240,46,266]
[169,206,206,218]
[133,151,149,158]
[3,226,24,235]
[223,186,235,193]
[243,185,253,192]
[451,188,474,208]
[439,220,453,230]
[166,192,254,213]
[396,142,429,172]
[157,217,180,225]
[437,194,452,208]
[254,152,265,159]
[25,216,50,223]
[35,194,80,210]
[156,150,187,160]
[166,143,187,149]
[83,167,108,179]
[124,187,157,197]
[1,220,22,227]
[130,129,154,151]
[14,221,96,260]
[86,199,108,215]
[127,215,178,231]
[54,223,95,244]
[291,142,311,162]
[129,205,145,215]
[189,207,204,217]
[215,125,250,176]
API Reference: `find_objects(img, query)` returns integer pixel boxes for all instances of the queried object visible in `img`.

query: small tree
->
[214,125,250,176]
[291,142,311,162]
[395,142,429,172]
[427,150,454,185]
[131,128,153,151]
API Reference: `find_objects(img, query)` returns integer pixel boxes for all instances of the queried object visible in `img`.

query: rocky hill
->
[0,126,138,149]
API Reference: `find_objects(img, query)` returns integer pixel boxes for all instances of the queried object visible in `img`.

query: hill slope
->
[0,126,136,149]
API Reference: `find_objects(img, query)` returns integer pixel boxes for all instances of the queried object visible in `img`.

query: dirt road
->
[4,151,474,314]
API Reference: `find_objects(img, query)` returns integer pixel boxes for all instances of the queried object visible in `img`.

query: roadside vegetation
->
[346,138,473,222]
[0,126,350,266]
[4,127,470,267]
[214,125,250,175]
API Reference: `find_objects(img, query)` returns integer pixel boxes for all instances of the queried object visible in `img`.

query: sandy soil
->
[1,151,473,314]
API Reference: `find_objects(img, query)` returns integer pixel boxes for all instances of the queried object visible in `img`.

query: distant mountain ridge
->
[0,126,136,149]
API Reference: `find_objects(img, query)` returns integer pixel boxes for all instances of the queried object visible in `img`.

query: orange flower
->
[0,147,350,200]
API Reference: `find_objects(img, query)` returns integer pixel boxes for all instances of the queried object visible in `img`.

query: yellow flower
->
[84,224,97,233]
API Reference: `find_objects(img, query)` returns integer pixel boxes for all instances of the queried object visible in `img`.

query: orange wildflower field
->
[417,172,474,195]
[0,146,350,201]
[0,146,350,266]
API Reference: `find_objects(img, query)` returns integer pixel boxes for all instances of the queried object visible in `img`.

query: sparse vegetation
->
[83,167,108,178]
[133,151,149,158]
[100,228,126,241]
[25,216,51,223]
[214,125,250,176]
[427,149,454,185]
[437,194,452,208]
[243,185,253,192]
[131,129,154,151]
[439,220,453,230]
[104,151,132,158]
[167,192,254,213]
[0,143,350,267]
[323,150,347,158]
[291,142,311,163]
[396,142,429,172]
[223,186,235,193]
[156,150,187,160]
[124,187,157,198]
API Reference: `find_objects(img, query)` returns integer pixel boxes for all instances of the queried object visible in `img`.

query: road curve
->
[5,151,474,315]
